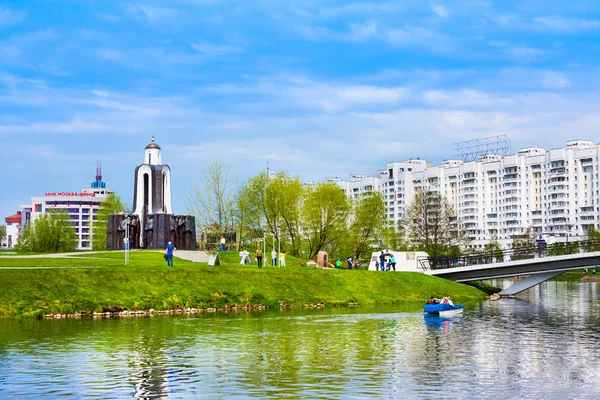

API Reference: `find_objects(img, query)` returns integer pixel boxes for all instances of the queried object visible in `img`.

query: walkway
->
[172,250,211,263]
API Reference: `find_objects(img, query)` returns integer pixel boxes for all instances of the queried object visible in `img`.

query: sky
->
[1,0,600,217]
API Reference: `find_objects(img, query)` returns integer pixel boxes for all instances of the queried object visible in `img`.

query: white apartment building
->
[332,140,600,250]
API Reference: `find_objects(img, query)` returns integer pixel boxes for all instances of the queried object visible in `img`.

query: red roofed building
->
[2,211,21,249]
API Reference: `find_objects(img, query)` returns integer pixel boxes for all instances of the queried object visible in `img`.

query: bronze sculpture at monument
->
[106,137,196,250]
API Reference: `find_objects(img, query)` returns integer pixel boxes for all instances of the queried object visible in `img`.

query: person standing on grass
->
[165,241,176,267]
[390,255,396,271]
[256,247,263,268]
[347,256,353,270]
[219,236,226,251]
[379,251,386,272]
[353,259,359,270]
[272,248,277,267]
[279,250,286,267]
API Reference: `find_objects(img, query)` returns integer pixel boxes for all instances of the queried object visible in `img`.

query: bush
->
[15,210,77,253]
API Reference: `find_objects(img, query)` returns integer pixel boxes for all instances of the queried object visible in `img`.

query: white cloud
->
[533,16,600,32]
[96,48,122,61]
[0,7,26,27]
[135,6,181,23]
[540,71,570,89]
[190,42,244,56]
[432,5,450,18]
[386,26,451,51]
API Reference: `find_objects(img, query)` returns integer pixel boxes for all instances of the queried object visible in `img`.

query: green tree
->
[584,227,600,252]
[349,192,386,261]
[510,228,536,260]
[301,182,350,260]
[237,172,304,257]
[265,173,304,257]
[0,224,6,246]
[235,184,263,250]
[484,241,504,262]
[15,210,77,253]
[93,193,127,250]
[548,242,579,256]
[403,190,461,258]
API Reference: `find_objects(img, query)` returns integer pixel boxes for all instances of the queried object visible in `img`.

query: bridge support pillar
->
[498,271,564,296]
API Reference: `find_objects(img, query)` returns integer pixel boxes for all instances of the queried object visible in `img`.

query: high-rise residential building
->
[331,140,600,249]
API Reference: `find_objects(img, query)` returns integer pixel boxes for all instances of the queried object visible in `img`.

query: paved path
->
[173,250,211,263]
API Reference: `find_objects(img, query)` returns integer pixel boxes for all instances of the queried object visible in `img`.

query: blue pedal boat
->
[424,303,464,317]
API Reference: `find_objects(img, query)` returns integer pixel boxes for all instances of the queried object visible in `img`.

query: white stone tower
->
[132,137,173,246]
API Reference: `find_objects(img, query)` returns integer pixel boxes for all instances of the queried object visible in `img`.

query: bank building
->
[16,162,113,250]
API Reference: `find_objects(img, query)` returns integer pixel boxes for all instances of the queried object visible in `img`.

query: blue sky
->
[1,0,600,217]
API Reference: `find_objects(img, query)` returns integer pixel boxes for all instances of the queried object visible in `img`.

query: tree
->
[93,193,127,250]
[301,182,350,260]
[15,210,77,253]
[510,228,536,260]
[265,173,304,257]
[484,241,504,262]
[187,161,237,232]
[237,172,305,256]
[0,224,6,246]
[584,227,600,252]
[548,242,579,256]
[403,190,461,258]
[235,184,263,250]
[349,192,386,261]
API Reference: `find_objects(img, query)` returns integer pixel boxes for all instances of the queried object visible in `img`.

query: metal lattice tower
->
[452,135,512,162]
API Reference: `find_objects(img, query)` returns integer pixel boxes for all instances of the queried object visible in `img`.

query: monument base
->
[107,214,196,250]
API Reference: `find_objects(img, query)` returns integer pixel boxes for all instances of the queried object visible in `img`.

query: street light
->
[125,216,130,265]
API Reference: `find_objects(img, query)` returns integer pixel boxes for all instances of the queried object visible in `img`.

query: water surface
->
[1,281,600,399]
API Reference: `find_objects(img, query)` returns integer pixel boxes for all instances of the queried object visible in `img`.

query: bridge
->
[417,240,600,296]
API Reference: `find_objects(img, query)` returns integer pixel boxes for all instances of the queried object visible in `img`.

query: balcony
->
[549,168,566,176]
[549,185,567,193]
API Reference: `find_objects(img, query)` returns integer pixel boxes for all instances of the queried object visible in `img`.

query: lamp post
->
[125,216,130,265]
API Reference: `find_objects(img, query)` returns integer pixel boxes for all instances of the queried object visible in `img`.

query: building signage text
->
[44,192,96,197]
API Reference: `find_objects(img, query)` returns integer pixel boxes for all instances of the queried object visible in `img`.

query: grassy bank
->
[0,251,487,318]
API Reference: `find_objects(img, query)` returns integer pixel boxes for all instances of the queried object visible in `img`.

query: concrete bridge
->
[417,242,600,295]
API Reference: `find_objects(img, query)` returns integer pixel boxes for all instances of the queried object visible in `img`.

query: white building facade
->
[20,172,113,250]
[2,211,21,248]
[332,140,600,250]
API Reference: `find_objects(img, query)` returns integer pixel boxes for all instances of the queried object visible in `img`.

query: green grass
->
[0,251,488,317]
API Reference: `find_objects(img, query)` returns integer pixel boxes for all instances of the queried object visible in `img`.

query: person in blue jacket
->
[165,241,176,267]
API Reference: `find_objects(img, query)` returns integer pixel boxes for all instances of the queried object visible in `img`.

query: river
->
[1,280,600,399]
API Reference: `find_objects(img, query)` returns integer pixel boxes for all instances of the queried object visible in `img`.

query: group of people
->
[425,295,454,306]
[240,247,286,268]
[375,251,396,271]
[335,256,359,269]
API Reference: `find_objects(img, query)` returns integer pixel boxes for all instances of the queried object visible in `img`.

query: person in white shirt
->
[272,249,277,267]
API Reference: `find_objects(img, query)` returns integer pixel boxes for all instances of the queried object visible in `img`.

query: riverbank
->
[0,251,487,318]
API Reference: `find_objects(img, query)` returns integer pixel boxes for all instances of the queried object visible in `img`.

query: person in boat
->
[426,296,438,304]
[441,296,454,306]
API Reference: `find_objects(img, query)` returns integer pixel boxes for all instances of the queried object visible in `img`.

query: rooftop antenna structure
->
[91,160,106,189]
[453,134,512,162]
[96,160,102,182]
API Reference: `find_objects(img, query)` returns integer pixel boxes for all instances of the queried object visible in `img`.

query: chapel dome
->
[145,136,161,150]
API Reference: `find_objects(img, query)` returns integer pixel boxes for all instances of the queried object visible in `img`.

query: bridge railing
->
[418,239,600,271]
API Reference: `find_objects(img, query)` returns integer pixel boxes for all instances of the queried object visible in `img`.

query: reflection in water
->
[2,282,600,398]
